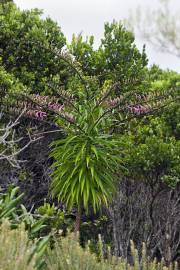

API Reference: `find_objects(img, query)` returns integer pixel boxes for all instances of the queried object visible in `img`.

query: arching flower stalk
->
[4,52,179,233]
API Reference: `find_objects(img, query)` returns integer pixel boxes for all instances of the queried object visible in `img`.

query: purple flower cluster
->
[26,110,47,120]
[31,95,64,113]
[128,104,151,115]
[15,92,152,124]
[106,96,151,115]
[107,97,122,108]
[20,95,75,123]
[24,95,64,120]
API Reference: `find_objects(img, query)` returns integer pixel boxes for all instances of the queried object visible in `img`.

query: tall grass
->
[0,220,178,270]
[0,220,36,270]
[45,234,178,270]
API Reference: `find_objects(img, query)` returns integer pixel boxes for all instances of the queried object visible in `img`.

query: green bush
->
[0,2,66,95]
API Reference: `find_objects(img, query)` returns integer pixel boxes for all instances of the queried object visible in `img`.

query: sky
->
[14,0,180,72]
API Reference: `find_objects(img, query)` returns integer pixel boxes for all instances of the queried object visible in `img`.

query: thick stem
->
[74,208,81,233]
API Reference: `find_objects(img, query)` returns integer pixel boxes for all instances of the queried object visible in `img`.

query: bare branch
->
[0,112,44,168]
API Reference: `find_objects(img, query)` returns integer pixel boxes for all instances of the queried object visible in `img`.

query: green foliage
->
[0,2,66,94]
[50,28,179,219]
[125,136,180,182]
[36,202,65,232]
[49,19,165,217]
[0,186,45,233]
[99,21,148,87]
[0,1,179,265]
[0,186,23,219]
[50,114,124,213]
[163,102,180,139]
[0,64,26,107]
[69,21,148,91]
[0,0,13,3]
[0,186,50,268]
[115,65,180,187]
[68,34,98,76]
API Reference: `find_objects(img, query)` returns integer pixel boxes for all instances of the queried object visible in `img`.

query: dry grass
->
[45,234,178,270]
[0,220,36,270]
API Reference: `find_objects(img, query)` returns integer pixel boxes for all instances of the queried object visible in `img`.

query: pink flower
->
[128,104,151,115]
[35,111,47,120]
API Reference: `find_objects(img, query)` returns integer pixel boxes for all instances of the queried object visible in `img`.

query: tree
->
[69,21,148,92]
[0,0,13,4]
[1,3,179,252]
[108,68,180,260]
[46,48,178,232]
[0,2,66,94]
[4,19,176,232]
[49,67,125,232]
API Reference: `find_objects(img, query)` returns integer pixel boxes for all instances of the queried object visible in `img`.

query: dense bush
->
[0,2,66,95]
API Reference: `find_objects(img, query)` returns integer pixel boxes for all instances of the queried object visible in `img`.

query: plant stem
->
[74,207,81,233]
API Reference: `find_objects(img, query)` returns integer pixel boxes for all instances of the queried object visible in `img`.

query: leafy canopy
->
[0,2,66,94]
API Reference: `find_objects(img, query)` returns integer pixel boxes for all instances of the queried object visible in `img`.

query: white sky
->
[14,0,180,72]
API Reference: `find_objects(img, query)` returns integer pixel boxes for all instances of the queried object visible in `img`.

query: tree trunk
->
[74,208,81,233]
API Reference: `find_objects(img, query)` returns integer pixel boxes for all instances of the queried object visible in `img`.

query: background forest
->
[0,1,180,269]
